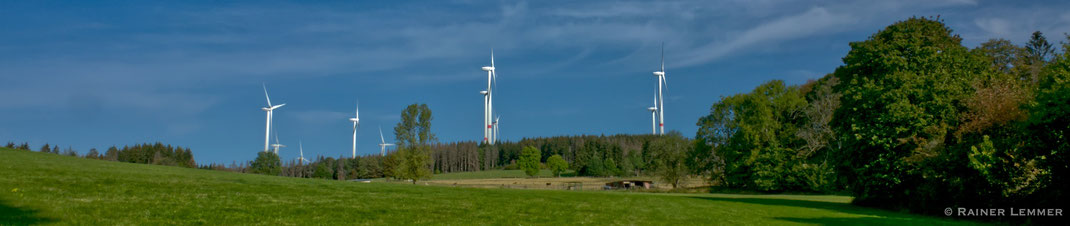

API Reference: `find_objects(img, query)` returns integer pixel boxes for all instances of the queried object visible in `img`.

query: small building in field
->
[564,182,583,190]
[604,180,653,190]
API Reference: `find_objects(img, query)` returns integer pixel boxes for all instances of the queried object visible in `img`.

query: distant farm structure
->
[604,180,653,190]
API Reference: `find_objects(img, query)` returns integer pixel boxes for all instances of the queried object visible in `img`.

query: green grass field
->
[0,148,983,225]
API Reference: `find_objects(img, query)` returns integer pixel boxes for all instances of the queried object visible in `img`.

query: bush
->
[250,152,281,176]
[518,146,541,177]
[547,154,569,177]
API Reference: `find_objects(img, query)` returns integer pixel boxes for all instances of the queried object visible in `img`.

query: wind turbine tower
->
[261,84,285,152]
[349,104,360,158]
[480,50,497,144]
[652,44,667,135]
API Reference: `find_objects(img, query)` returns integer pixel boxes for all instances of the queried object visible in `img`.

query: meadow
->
[0,148,982,225]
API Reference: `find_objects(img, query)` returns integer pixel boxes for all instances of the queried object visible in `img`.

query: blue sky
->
[2,0,1068,165]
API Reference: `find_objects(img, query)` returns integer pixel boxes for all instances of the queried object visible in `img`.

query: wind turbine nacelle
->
[648,107,658,111]
[481,66,495,71]
[653,71,665,76]
[480,90,489,95]
[349,118,359,122]
[262,107,272,111]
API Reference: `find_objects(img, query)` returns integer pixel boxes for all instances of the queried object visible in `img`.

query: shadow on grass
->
[691,196,970,225]
[0,200,56,225]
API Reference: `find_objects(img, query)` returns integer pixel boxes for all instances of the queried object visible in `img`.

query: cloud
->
[974,18,1013,37]
[676,7,853,67]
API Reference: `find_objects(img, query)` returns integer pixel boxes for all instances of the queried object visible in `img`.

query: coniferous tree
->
[1025,31,1055,84]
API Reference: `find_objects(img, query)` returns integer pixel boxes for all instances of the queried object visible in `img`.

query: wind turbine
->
[480,90,489,144]
[297,140,308,164]
[493,116,500,143]
[648,94,658,134]
[262,84,285,152]
[378,126,395,156]
[652,43,667,135]
[349,103,360,158]
[271,132,285,154]
[480,50,497,144]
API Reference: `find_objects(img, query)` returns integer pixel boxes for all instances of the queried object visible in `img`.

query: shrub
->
[547,154,569,177]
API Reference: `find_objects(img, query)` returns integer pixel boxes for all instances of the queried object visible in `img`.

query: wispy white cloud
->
[974,18,1013,37]
[676,7,853,67]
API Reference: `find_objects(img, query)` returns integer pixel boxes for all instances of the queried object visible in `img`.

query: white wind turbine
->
[271,132,285,154]
[261,84,285,152]
[480,90,489,144]
[378,126,395,156]
[349,103,360,158]
[652,44,668,135]
[297,140,308,164]
[647,93,658,134]
[493,116,500,143]
[480,50,497,144]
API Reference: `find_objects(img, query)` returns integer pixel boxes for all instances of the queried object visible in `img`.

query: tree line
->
[4,141,197,168]
[230,104,697,189]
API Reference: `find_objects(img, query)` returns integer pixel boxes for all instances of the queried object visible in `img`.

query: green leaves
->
[830,17,1005,208]
[250,152,281,176]
[518,146,541,177]
[547,154,568,177]
[393,103,435,184]
[696,80,808,191]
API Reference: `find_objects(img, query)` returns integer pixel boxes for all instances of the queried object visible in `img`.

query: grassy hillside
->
[0,148,981,225]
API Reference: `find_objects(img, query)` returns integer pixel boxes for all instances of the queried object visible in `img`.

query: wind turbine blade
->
[379,126,386,143]
[274,127,283,148]
[262,83,272,106]
[661,42,668,91]
[662,74,668,91]
[491,49,494,68]
[653,92,658,107]
[660,42,665,73]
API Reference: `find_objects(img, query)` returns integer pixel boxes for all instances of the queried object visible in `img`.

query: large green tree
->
[830,17,990,208]
[650,132,691,189]
[393,103,435,184]
[695,80,807,191]
[518,146,541,177]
